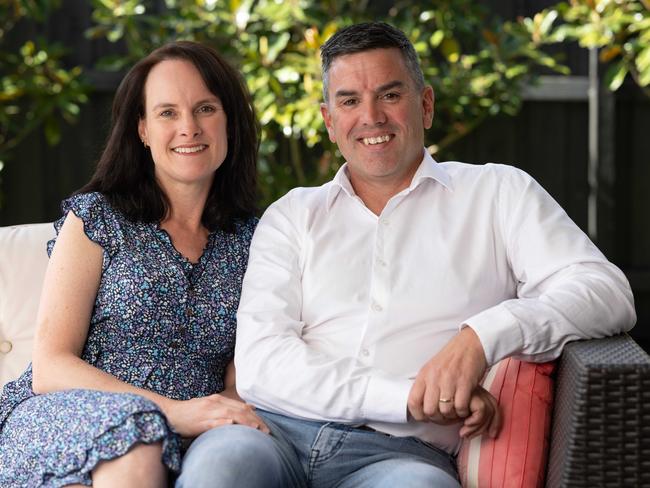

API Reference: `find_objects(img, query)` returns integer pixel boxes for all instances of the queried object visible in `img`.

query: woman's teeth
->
[173,145,206,154]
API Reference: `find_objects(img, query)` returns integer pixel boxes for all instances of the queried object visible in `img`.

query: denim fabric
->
[177,410,459,488]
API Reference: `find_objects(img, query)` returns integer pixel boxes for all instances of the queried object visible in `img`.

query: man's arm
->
[235,193,412,424]
[466,167,636,365]
[409,166,636,422]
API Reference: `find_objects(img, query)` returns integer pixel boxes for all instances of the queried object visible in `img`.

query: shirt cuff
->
[462,303,524,365]
[361,375,412,423]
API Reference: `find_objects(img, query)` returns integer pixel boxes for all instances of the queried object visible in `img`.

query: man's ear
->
[422,85,434,130]
[320,103,337,143]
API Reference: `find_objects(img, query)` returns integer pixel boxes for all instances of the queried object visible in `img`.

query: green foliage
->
[0,0,88,193]
[391,1,570,154]
[535,0,650,95]
[3,0,649,212]
[87,0,567,207]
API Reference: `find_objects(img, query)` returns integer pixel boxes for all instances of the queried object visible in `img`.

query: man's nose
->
[360,100,386,126]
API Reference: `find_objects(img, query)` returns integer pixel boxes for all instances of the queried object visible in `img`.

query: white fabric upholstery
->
[0,223,55,387]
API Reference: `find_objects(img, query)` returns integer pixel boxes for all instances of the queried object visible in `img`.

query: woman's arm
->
[31,212,268,437]
[32,212,170,405]
[220,361,241,401]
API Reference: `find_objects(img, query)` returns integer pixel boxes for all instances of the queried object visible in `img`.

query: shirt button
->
[0,340,12,354]
[371,301,383,312]
[361,348,370,357]
[382,219,390,226]
[376,258,387,267]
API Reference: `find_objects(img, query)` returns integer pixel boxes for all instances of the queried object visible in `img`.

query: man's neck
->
[347,164,420,215]
[349,174,413,216]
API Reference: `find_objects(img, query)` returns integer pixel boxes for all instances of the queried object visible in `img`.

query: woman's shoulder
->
[48,192,128,258]
[61,191,117,218]
[231,215,259,241]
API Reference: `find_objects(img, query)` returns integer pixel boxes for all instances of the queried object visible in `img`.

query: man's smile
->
[361,134,393,146]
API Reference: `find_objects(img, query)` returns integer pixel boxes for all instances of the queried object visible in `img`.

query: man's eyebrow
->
[376,80,405,93]
[333,80,406,99]
[333,89,358,99]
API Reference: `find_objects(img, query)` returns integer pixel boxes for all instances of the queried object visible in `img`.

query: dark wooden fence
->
[2,0,649,350]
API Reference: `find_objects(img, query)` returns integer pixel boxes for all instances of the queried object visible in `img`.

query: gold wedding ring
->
[438,398,453,403]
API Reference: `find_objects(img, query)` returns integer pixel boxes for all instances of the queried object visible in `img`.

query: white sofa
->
[0,223,55,387]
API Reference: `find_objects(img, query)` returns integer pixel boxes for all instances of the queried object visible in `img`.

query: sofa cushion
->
[0,223,55,387]
[457,358,555,488]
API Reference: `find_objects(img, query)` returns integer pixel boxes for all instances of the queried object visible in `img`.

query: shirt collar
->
[326,148,453,210]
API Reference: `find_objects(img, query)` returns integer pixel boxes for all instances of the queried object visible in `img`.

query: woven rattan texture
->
[546,335,650,487]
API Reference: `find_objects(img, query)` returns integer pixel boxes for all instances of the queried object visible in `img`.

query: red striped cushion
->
[457,358,555,488]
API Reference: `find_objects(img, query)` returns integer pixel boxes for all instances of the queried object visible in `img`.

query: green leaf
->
[441,38,461,63]
[266,32,290,64]
[539,10,558,36]
[429,30,444,48]
[636,46,650,74]
[604,61,628,91]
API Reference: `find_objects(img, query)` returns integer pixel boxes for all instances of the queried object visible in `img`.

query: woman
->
[0,41,267,487]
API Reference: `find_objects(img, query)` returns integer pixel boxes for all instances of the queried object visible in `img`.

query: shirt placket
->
[361,215,391,364]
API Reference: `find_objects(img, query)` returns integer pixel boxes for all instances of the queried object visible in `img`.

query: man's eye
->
[160,110,174,117]
[382,92,399,100]
[342,99,358,106]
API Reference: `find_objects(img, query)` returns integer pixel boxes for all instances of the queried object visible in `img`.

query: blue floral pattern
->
[0,192,256,487]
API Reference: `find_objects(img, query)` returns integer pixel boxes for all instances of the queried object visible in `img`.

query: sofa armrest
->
[546,334,650,487]
[0,223,55,387]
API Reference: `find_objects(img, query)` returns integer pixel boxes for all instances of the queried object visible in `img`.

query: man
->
[177,22,635,488]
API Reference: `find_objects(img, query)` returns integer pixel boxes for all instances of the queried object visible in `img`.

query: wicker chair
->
[547,334,650,487]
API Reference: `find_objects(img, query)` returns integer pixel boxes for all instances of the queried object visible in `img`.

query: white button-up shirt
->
[235,150,636,453]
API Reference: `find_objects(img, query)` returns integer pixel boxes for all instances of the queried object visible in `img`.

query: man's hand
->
[418,385,502,439]
[408,326,488,422]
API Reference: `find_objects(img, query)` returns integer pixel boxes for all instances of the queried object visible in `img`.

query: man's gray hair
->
[320,22,426,103]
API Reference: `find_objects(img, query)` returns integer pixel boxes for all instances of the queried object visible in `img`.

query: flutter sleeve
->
[47,192,123,271]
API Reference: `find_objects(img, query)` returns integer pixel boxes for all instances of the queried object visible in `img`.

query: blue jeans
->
[176,410,460,488]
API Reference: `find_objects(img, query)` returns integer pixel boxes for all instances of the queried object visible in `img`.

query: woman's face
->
[138,59,228,193]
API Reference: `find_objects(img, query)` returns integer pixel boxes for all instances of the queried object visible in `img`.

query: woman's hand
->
[163,394,270,438]
[458,386,501,439]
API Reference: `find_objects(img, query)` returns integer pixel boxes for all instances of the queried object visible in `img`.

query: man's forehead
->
[333,80,406,99]
[327,48,411,90]
[328,47,404,70]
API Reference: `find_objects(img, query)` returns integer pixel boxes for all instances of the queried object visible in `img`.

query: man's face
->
[320,48,434,192]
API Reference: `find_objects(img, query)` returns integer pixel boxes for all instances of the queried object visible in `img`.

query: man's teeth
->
[173,145,206,154]
[362,135,391,145]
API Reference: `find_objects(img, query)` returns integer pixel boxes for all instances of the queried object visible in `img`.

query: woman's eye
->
[198,105,216,113]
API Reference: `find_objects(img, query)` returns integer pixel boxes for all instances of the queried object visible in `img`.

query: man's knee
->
[176,425,285,488]
[352,459,459,488]
[383,461,459,488]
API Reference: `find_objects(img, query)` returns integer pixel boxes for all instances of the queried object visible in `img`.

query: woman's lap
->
[0,389,180,487]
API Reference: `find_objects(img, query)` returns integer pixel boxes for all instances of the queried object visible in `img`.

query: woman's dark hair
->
[79,41,259,232]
